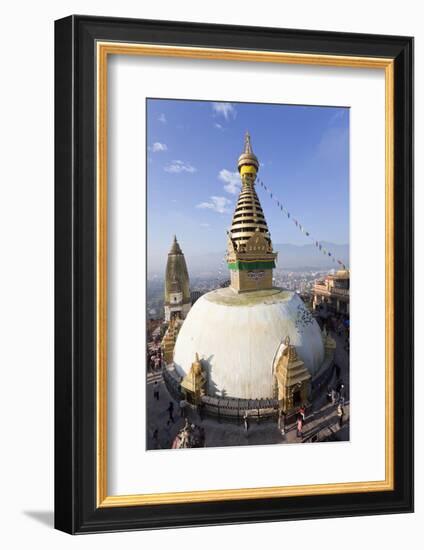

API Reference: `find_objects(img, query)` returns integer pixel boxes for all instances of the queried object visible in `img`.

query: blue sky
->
[147,98,349,271]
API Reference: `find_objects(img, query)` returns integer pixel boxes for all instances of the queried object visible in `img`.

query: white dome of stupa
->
[173,287,324,400]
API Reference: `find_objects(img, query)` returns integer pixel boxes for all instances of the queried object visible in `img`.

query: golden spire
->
[229,132,271,250]
[226,132,277,293]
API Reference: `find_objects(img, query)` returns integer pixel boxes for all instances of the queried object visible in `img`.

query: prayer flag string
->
[256,177,347,270]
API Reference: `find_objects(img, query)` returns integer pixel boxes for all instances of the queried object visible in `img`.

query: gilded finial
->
[237,130,259,173]
[244,130,252,154]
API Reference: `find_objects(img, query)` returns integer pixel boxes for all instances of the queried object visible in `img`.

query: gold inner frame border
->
[96,42,394,508]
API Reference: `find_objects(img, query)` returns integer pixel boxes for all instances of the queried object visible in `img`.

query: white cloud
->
[200,222,210,227]
[219,169,240,195]
[149,142,168,152]
[164,160,196,174]
[197,196,232,214]
[214,122,223,130]
[212,102,236,121]
[158,113,167,124]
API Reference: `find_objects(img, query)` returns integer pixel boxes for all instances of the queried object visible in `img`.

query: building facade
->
[312,269,350,316]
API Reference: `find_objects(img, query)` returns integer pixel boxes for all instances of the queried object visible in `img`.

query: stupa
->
[171,133,326,402]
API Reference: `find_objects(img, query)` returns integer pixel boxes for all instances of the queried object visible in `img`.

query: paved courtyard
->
[146,327,349,451]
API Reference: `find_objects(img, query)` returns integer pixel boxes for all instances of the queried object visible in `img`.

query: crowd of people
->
[147,345,162,373]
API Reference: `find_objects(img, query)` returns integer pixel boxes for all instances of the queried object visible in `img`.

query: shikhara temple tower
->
[164,236,191,322]
[227,132,277,292]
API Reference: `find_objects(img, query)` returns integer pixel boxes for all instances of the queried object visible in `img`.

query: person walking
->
[337,403,344,429]
[278,409,286,431]
[243,412,249,432]
[167,401,175,423]
[154,355,160,372]
[153,381,160,401]
[296,413,303,438]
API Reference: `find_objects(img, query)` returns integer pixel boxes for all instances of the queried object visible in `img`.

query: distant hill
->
[274,242,349,270]
[148,242,349,278]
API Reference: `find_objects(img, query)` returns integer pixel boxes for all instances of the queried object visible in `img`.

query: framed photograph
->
[54,15,413,533]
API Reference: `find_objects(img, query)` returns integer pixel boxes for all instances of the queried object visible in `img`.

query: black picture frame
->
[55,15,414,534]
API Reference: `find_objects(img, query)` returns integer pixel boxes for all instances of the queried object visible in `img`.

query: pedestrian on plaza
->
[296,413,303,438]
[327,386,333,404]
[278,409,286,431]
[243,412,249,432]
[331,388,336,405]
[167,401,175,423]
[199,427,206,447]
[337,404,344,429]
[153,381,159,401]
[299,405,306,422]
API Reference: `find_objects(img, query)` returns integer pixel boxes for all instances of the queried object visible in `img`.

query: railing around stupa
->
[200,395,279,422]
[161,358,334,423]
[161,364,279,421]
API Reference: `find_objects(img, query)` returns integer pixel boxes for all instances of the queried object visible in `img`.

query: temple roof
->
[169,235,183,255]
[164,236,191,304]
